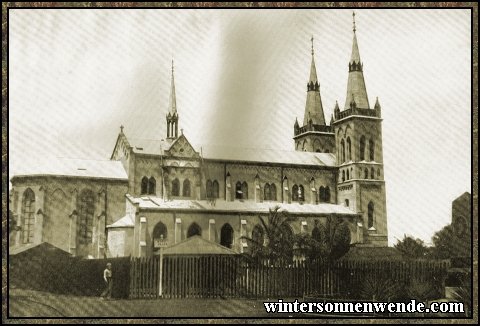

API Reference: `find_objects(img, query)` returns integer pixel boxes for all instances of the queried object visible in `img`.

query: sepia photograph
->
[4,4,475,322]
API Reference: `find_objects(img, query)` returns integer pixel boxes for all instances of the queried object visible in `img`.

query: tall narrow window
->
[360,136,366,161]
[220,223,234,249]
[212,180,219,198]
[369,139,375,161]
[241,182,248,200]
[148,177,156,195]
[206,180,213,198]
[371,168,375,179]
[345,199,350,207]
[347,169,350,180]
[21,188,35,244]
[364,168,369,179]
[235,182,243,200]
[368,201,375,228]
[141,177,148,195]
[183,179,191,197]
[325,186,331,203]
[292,184,299,201]
[319,186,326,202]
[341,139,345,163]
[342,170,345,183]
[172,178,180,197]
[78,189,95,244]
[270,184,277,201]
[347,137,351,161]
[264,183,271,201]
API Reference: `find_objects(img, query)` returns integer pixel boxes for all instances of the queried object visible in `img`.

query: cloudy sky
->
[9,9,471,246]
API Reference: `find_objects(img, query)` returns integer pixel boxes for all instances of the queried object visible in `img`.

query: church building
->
[9,14,388,258]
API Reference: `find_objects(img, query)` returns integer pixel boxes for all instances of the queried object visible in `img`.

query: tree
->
[242,205,296,262]
[394,235,429,259]
[430,224,470,260]
[294,216,351,261]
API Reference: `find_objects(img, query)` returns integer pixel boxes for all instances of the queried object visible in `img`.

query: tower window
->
[369,139,375,161]
[342,170,345,183]
[377,169,381,178]
[21,188,35,244]
[341,139,345,163]
[345,199,349,207]
[368,201,375,228]
[347,169,350,180]
[360,136,366,161]
[325,186,331,203]
[371,168,375,179]
[364,168,368,179]
[347,137,351,161]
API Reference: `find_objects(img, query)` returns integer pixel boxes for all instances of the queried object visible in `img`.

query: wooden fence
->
[128,256,450,300]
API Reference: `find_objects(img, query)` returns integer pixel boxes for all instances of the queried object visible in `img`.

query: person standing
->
[101,262,113,299]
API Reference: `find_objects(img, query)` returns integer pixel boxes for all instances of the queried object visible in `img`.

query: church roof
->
[128,138,336,167]
[11,157,128,181]
[162,236,237,256]
[106,214,134,228]
[129,197,357,216]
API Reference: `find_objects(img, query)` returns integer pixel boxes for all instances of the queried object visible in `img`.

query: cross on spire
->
[353,11,356,33]
[311,35,314,56]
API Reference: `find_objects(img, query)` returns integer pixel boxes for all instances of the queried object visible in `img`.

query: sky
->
[9,9,472,246]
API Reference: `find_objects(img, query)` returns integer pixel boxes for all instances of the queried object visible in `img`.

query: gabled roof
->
[10,242,71,256]
[162,236,237,255]
[12,157,128,181]
[106,214,134,228]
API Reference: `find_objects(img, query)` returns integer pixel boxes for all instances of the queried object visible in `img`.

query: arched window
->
[141,176,148,195]
[364,168,369,179]
[220,223,234,249]
[347,169,350,180]
[377,169,381,178]
[212,180,219,198]
[21,188,35,244]
[371,168,375,179]
[171,178,180,197]
[264,183,271,201]
[148,177,156,195]
[279,223,294,243]
[241,181,248,200]
[360,135,366,161]
[235,182,242,199]
[299,185,305,201]
[313,139,321,153]
[78,189,95,244]
[187,223,202,238]
[183,179,191,197]
[270,184,277,201]
[346,137,351,161]
[325,186,331,203]
[292,184,299,201]
[153,222,168,240]
[345,199,349,207]
[369,139,375,161]
[206,180,213,198]
[340,139,345,163]
[368,201,374,228]
[319,186,325,202]
[342,170,345,183]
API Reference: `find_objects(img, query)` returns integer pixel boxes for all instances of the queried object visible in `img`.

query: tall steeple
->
[166,60,179,139]
[344,12,370,110]
[303,36,326,126]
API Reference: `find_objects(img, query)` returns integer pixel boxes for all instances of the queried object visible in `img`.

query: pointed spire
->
[308,36,318,85]
[168,59,177,115]
[374,97,381,109]
[344,12,370,110]
[302,37,325,126]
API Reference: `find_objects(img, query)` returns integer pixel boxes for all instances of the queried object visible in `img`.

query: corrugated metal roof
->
[128,137,336,167]
[163,236,237,255]
[12,157,128,180]
[132,197,356,215]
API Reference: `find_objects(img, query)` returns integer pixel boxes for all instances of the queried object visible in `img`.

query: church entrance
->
[220,223,234,248]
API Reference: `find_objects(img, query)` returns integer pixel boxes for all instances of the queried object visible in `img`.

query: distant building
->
[10,14,388,258]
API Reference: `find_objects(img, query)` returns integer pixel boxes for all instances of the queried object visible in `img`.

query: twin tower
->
[294,13,388,246]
